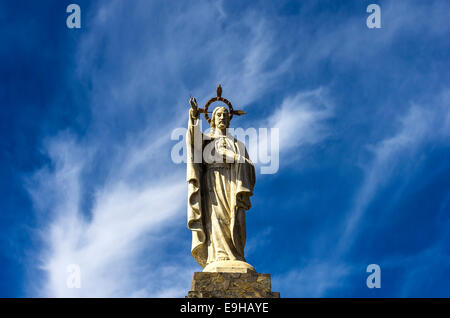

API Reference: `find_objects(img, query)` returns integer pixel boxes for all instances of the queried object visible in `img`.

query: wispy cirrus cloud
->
[243,87,334,174]
[274,90,449,297]
[274,259,352,298]
[268,88,333,152]
[25,0,307,297]
[20,0,450,298]
[338,90,450,254]
[27,132,193,297]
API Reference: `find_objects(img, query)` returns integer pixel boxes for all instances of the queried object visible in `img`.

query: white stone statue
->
[186,86,256,273]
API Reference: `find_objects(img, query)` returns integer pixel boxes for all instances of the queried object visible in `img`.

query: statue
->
[186,85,256,273]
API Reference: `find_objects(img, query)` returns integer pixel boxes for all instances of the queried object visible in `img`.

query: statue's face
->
[214,107,230,129]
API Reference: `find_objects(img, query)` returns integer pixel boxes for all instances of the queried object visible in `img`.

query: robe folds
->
[186,115,255,268]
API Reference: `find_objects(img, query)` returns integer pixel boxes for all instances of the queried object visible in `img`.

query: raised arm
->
[186,97,204,164]
[189,97,200,125]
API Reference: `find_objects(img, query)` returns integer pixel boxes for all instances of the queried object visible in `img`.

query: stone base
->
[203,260,256,273]
[187,272,280,298]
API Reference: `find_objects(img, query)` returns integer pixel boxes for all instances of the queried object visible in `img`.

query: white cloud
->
[27,131,195,297]
[26,0,304,297]
[337,90,450,253]
[274,90,449,297]
[268,88,333,152]
[300,0,450,70]
[275,260,351,297]
[230,87,334,175]
[216,16,294,107]
[26,0,449,298]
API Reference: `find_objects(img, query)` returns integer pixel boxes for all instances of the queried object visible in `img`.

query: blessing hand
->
[189,97,199,118]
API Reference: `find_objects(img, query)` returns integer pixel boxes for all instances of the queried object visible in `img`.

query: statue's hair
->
[210,106,230,128]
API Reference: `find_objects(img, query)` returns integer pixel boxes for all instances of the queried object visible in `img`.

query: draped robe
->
[186,113,255,268]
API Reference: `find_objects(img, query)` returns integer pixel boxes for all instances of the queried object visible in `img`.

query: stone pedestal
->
[186,272,280,298]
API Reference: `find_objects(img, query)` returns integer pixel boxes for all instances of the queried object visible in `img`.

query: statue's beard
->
[216,122,227,130]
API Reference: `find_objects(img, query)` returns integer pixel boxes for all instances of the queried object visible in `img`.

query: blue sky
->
[1,0,449,297]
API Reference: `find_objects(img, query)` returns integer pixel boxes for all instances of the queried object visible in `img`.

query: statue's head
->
[210,106,230,130]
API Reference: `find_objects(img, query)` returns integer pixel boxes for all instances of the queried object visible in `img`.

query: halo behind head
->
[201,85,246,124]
